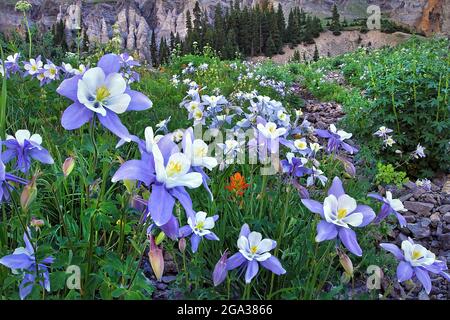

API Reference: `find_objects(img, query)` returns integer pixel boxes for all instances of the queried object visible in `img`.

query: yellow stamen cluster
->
[337,208,348,220]
[166,160,182,177]
[95,86,110,102]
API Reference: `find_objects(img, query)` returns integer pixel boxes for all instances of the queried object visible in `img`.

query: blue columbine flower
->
[0,229,54,300]
[2,129,54,173]
[0,152,28,202]
[227,224,286,283]
[112,126,203,239]
[381,238,450,294]
[301,177,375,256]
[315,124,358,154]
[56,53,152,141]
[368,191,408,227]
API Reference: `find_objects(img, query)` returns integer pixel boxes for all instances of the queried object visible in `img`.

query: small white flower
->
[238,231,274,262]
[294,139,308,150]
[310,142,322,153]
[188,211,215,237]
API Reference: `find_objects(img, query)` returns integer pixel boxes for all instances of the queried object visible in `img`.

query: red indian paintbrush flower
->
[225,172,249,197]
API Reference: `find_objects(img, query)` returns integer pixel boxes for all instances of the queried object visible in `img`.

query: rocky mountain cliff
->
[1,0,449,61]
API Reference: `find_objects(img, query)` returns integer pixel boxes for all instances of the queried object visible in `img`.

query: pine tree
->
[159,37,169,65]
[330,4,342,36]
[291,50,301,62]
[264,35,276,57]
[313,44,320,61]
[150,30,158,67]
[276,4,286,42]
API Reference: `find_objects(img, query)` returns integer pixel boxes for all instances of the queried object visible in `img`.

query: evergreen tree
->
[264,35,276,57]
[159,37,169,65]
[150,30,158,67]
[313,44,320,61]
[330,4,342,36]
[276,3,286,42]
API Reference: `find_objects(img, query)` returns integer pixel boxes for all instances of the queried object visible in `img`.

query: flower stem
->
[258,173,268,220]
[89,118,98,172]
[268,184,290,298]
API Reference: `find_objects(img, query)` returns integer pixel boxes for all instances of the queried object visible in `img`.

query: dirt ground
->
[251,30,414,64]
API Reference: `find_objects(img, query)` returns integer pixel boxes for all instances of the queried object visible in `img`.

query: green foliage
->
[288,37,450,176]
[375,163,409,188]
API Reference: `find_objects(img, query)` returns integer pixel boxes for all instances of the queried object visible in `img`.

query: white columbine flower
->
[323,194,363,228]
[152,143,202,189]
[257,122,287,140]
[188,211,215,236]
[184,133,218,170]
[294,139,308,151]
[172,129,184,143]
[44,62,58,80]
[384,136,396,147]
[77,67,130,117]
[401,240,435,267]
[330,124,352,141]
[238,231,274,262]
[310,142,322,153]
[384,191,407,212]
[24,58,43,75]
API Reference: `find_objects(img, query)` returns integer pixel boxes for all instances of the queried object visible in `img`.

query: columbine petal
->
[111,160,152,185]
[397,261,414,282]
[56,75,82,101]
[227,252,246,270]
[97,54,121,75]
[126,90,153,111]
[338,228,362,256]
[380,243,404,260]
[0,254,33,269]
[245,260,259,283]
[315,221,338,242]
[240,224,251,238]
[149,184,175,226]
[328,177,346,198]
[61,102,93,130]
[301,199,324,217]
[260,256,286,275]
[191,234,201,253]
[414,267,432,294]
[97,111,132,141]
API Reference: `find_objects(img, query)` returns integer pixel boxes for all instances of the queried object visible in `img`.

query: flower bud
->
[62,157,75,178]
[148,235,164,281]
[337,248,354,277]
[20,175,38,212]
[178,238,186,253]
[212,250,228,287]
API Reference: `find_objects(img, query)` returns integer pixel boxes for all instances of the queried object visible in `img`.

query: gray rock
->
[407,218,431,239]
[399,193,414,202]
[404,201,434,216]
[438,233,450,250]
[438,205,450,214]
[404,215,416,223]
[443,213,450,223]
[430,213,441,226]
